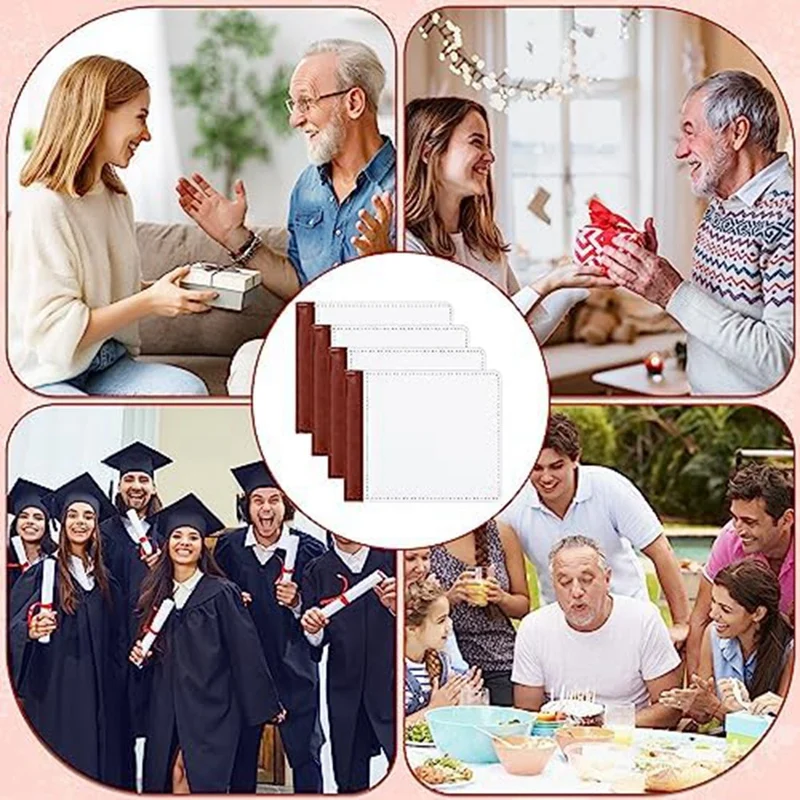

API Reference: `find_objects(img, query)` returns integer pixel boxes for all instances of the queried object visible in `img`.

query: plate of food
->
[406,720,436,748]
[541,699,605,727]
[413,755,475,790]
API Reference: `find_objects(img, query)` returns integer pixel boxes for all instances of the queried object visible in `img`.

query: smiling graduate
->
[131,493,283,793]
[6,478,56,593]
[300,534,396,792]
[214,461,327,793]
[8,473,133,790]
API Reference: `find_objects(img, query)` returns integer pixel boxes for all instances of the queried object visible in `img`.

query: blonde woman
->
[9,55,215,395]
[405,97,614,342]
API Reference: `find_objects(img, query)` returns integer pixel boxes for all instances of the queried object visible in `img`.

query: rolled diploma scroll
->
[39,558,56,645]
[137,597,176,668]
[11,536,28,570]
[126,509,155,556]
[320,569,386,619]
[279,534,300,583]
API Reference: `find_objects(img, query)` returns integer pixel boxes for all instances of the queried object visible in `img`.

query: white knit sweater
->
[9,181,142,387]
[666,155,794,395]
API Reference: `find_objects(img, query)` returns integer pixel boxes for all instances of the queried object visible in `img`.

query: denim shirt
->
[287,135,396,285]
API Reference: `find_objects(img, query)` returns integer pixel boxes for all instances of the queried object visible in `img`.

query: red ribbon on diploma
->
[319,574,351,608]
[27,601,52,627]
[7,562,30,572]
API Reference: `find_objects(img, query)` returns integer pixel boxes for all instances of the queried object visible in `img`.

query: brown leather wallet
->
[344,370,364,501]
[311,324,332,456]
[328,348,349,479]
[295,302,316,433]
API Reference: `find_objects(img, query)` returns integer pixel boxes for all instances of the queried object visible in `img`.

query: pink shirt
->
[704,520,795,615]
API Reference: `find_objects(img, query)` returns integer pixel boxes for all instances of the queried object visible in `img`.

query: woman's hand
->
[447,572,474,607]
[659,675,722,723]
[484,576,505,605]
[145,266,217,317]
[140,548,161,570]
[129,639,147,667]
[301,607,329,635]
[532,262,617,296]
[428,673,468,709]
[176,173,249,251]
[28,609,57,640]
[374,576,397,614]
[352,193,394,256]
[717,677,751,713]
[749,692,783,716]
[241,591,253,607]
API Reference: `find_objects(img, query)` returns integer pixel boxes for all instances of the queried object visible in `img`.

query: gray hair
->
[303,39,385,113]
[687,70,780,153]
[548,535,608,572]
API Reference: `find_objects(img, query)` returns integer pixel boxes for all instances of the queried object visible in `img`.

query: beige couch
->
[135,222,289,395]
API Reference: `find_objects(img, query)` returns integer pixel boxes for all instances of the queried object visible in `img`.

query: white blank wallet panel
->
[346,348,486,371]
[330,326,469,349]
[314,301,453,326]
[362,371,501,501]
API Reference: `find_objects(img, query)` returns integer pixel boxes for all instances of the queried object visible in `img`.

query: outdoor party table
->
[406,728,728,794]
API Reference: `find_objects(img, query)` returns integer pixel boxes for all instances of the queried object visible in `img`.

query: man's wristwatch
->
[228,229,262,266]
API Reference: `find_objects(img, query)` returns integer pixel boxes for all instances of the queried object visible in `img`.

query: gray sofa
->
[135,222,289,395]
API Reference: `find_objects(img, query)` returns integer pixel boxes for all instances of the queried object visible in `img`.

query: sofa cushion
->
[136,223,289,357]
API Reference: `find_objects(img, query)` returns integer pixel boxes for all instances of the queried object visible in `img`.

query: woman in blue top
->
[660,559,793,723]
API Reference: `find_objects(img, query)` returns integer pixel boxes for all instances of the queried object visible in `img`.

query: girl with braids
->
[129,493,283,794]
[405,97,615,343]
[660,559,794,723]
[8,473,132,789]
[430,519,529,705]
[405,576,483,726]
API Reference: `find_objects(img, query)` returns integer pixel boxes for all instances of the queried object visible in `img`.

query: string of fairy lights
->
[417,9,643,112]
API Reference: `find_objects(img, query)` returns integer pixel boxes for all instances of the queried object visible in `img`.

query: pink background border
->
[1,1,798,797]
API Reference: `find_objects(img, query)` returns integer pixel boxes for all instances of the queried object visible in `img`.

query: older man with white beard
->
[176,39,395,394]
[599,71,793,395]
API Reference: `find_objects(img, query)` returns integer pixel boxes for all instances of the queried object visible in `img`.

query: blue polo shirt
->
[287,135,396,285]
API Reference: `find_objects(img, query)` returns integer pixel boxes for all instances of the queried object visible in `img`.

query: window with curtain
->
[505,8,641,277]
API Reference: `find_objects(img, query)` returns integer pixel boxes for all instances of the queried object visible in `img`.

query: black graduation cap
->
[46,473,117,523]
[101,442,172,478]
[7,478,52,517]
[152,493,224,538]
[230,461,278,496]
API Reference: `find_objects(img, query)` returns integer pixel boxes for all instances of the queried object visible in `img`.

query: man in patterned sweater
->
[600,71,793,394]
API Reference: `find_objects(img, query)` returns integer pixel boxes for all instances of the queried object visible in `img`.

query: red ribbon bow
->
[7,561,30,572]
[587,198,639,247]
[319,574,351,608]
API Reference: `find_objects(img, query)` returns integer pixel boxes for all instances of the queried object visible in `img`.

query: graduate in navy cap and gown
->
[301,534,396,792]
[130,493,284,794]
[99,442,172,751]
[8,473,133,790]
[214,462,326,793]
[6,478,56,593]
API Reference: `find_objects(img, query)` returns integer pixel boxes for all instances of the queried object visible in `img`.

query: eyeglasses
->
[285,88,353,116]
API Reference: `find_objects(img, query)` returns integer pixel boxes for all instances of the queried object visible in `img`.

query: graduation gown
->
[301,548,396,791]
[213,527,326,768]
[8,560,133,790]
[100,514,162,737]
[142,574,282,793]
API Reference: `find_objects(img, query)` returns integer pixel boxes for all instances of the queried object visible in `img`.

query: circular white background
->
[252,252,549,548]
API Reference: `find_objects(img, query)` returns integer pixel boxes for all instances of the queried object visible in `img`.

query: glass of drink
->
[604,703,636,746]
[467,566,489,607]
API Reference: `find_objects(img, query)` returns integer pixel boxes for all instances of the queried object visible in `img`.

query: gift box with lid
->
[180,262,261,311]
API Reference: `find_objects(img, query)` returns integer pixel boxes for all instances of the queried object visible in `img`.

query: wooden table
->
[592,358,689,396]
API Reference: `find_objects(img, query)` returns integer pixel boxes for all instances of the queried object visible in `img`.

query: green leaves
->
[560,405,789,524]
[172,10,292,194]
